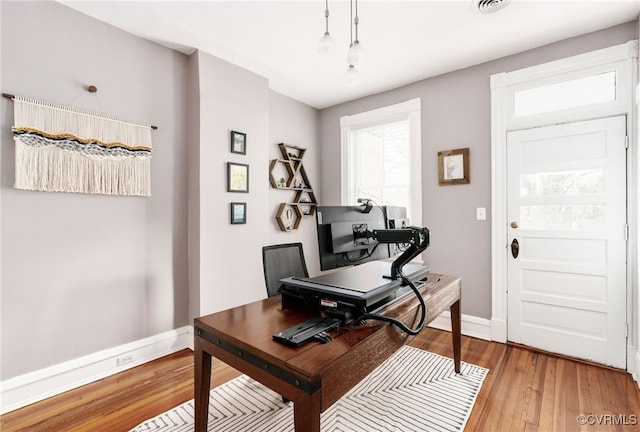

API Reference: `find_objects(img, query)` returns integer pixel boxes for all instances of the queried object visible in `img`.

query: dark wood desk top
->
[194,272,462,431]
[194,273,460,398]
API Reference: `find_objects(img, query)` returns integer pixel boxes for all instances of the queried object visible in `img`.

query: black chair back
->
[262,243,309,297]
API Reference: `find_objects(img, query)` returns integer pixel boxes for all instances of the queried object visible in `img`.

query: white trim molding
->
[630,344,640,387]
[428,312,492,342]
[634,78,640,388]
[0,326,193,414]
[339,98,421,127]
[490,72,509,344]
[635,350,640,388]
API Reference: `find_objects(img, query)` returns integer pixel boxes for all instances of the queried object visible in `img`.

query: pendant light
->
[317,0,335,55]
[343,0,362,86]
[318,0,366,85]
[347,0,366,66]
[344,65,360,86]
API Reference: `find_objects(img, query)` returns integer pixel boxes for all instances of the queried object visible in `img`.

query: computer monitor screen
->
[315,205,409,271]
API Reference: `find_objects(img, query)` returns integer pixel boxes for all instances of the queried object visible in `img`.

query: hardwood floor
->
[2,327,639,432]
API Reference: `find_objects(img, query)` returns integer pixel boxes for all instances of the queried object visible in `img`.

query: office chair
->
[262,242,309,404]
[262,242,309,297]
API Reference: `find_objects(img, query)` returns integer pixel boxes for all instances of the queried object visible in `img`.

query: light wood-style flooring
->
[2,327,639,431]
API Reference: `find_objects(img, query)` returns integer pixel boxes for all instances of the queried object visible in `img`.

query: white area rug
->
[131,346,488,432]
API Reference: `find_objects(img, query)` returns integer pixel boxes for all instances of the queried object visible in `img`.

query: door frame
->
[489,41,638,375]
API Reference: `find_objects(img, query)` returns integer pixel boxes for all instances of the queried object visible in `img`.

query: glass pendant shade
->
[347,41,366,66]
[344,65,360,86]
[318,32,335,56]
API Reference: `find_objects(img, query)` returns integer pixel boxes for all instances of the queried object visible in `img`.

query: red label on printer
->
[320,299,338,308]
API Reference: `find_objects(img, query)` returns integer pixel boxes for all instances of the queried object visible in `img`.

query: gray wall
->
[189,50,271,318]
[318,21,638,320]
[268,91,322,277]
[1,1,324,381]
[1,1,189,379]
[186,56,323,320]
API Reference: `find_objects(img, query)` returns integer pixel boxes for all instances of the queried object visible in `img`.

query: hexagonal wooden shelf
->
[295,190,317,217]
[270,143,317,231]
[268,159,294,189]
[275,203,302,231]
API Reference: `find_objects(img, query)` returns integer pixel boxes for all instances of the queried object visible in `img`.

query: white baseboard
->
[427,312,492,341]
[636,350,640,388]
[630,343,640,388]
[0,325,193,415]
[490,317,507,343]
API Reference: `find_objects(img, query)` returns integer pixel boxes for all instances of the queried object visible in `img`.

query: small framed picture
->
[230,130,246,155]
[227,162,249,193]
[230,202,247,224]
[438,148,470,185]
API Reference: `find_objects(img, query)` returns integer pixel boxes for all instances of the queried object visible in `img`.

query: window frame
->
[340,98,422,225]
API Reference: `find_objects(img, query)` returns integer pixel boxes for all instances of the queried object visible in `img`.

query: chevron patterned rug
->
[130,346,487,432]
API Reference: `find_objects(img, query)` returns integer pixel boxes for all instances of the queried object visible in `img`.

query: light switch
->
[476,207,486,221]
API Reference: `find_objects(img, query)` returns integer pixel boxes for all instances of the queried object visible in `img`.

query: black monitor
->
[315,205,410,271]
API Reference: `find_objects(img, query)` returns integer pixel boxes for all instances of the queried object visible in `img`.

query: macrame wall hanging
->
[9,95,153,196]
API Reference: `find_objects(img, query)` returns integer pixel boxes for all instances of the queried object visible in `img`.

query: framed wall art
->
[230,202,247,224]
[230,130,247,155]
[438,147,470,185]
[227,162,249,192]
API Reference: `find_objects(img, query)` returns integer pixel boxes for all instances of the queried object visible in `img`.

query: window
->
[340,99,422,225]
[513,71,617,117]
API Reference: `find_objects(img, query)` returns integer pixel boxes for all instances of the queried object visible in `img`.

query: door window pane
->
[514,71,616,117]
[520,169,605,198]
[520,205,606,230]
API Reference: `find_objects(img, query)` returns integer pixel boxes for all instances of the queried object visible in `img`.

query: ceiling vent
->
[474,0,511,14]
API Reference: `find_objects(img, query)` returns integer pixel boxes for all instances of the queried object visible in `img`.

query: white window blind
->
[347,120,410,210]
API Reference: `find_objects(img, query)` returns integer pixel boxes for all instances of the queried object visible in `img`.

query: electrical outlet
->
[117,355,134,367]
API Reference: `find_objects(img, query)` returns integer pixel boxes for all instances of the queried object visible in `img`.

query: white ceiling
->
[59,0,640,109]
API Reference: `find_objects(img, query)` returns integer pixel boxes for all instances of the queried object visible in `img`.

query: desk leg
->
[450,299,461,373]
[293,390,321,432]
[194,336,212,432]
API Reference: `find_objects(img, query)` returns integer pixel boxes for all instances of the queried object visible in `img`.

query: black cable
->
[354,268,426,335]
[345,241,380,263]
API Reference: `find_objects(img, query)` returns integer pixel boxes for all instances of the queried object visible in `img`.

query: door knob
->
[511,238,519,259]
[510,221,519,229]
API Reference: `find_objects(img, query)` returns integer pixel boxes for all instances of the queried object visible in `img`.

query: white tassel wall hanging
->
[11,95,153,196]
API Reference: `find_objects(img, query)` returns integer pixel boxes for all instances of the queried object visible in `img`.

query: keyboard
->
[273,316,341,347]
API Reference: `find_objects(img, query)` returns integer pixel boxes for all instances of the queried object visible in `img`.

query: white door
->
[507,116,627,368]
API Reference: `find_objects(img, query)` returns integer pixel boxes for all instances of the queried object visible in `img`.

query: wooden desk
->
[194,273,461,432]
